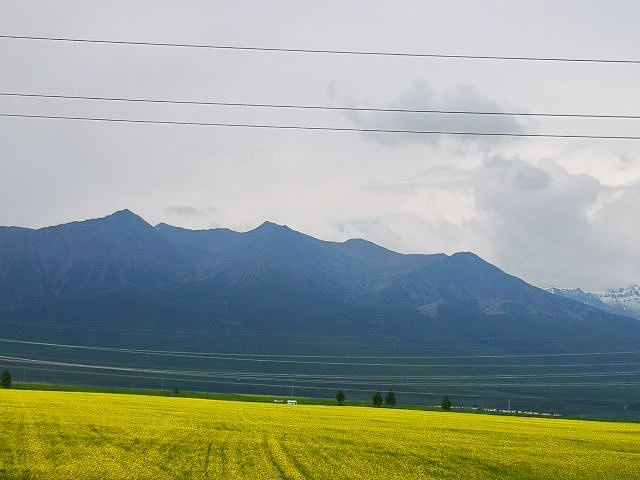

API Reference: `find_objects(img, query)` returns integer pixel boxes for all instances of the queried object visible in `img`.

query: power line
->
[7,352,640,381]
[219,371,640,381]
[8,354,639,381]
[2,92,639,120]
[8,364,495,398]
[1,34,640,65]
[5,355,640,389]
[7,356,640,386]
[2,112,640,140]
[5,338,640,361]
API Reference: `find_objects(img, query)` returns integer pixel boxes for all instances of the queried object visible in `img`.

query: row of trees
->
[372,391,396,406]
[335,389,397,406]
[335,389,454,411]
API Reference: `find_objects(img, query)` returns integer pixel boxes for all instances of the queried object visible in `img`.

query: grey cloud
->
[343,80,529,146]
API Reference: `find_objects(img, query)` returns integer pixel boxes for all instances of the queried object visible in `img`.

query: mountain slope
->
[0,210,187,304]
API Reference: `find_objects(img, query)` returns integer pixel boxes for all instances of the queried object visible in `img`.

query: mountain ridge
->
[2,210,640,354]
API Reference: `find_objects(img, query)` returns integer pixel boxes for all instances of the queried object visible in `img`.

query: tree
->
[441,395,452,411]
[384,391,397,406]
[372,391,383,407]
[0,369,11,388]
[336,390,346,405]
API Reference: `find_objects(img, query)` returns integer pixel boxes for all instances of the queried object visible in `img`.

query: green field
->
[1,390,639,479]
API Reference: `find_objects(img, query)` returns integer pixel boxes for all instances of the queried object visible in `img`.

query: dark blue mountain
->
[1,210,639,352]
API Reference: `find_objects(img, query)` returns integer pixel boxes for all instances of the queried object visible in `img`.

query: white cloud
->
[467,156,640,290]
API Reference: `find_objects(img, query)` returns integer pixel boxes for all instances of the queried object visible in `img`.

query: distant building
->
[287,399,298,405]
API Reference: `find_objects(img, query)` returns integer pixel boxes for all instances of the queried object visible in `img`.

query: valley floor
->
[1,389,639,479]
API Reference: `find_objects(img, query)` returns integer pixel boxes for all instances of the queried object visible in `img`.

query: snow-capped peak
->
[547,285,640,320]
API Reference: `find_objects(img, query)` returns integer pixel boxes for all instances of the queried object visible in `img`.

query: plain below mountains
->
[2,209,640,355]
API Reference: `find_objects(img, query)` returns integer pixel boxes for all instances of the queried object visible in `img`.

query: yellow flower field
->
[1,389,639,479]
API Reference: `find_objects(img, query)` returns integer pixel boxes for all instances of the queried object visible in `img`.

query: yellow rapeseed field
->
[1,389,639,479]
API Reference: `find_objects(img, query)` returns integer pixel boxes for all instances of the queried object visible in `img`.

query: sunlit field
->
[1,390,639,479]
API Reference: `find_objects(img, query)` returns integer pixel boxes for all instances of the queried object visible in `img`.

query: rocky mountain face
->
[596,286,640,319]
[547,286,640,321]
[2,210,640,352]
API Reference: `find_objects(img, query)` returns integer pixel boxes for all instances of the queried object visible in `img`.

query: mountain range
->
[2,209,640,353]
[3,210,640,416]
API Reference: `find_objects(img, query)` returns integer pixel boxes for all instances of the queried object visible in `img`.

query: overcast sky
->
[1,1,640,290]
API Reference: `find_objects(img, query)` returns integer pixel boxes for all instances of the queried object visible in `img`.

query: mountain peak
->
[252,221,292,233]
[450,251,484,263]
[102,209,151,228]
[110,208,137,218]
